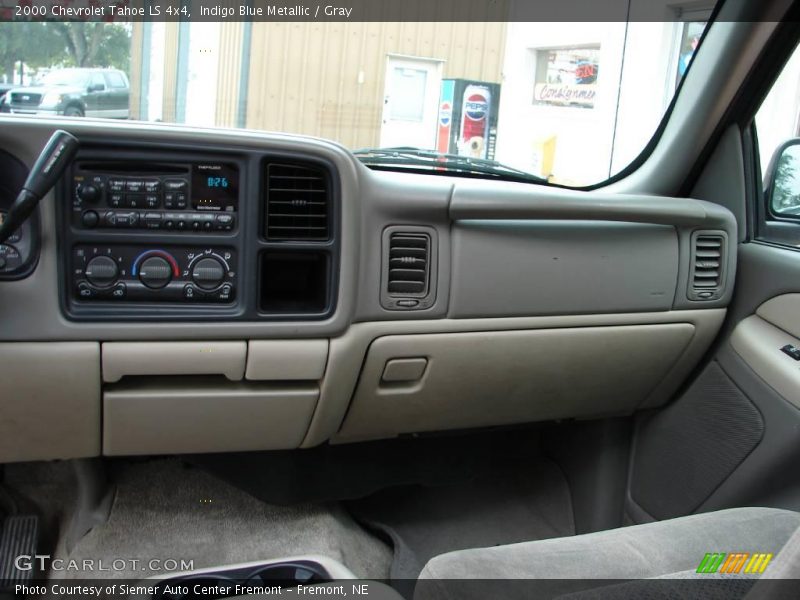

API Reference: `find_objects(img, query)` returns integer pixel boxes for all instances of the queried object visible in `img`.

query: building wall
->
[495,21,679,186]
[216,22,245,129]
[242,20,507,148]
[128,22,144,121]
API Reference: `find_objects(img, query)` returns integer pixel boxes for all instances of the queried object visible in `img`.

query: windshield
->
[0,6,717,187]
[36,69,89,87]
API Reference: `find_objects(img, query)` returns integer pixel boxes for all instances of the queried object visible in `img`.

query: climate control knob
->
[85,256,118,287]
[139,256,172,289]
[191,257,226,290]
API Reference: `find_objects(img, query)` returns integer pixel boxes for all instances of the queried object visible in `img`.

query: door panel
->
[84,72,106,117]
[730,309,800,409]
[627,242,800,520]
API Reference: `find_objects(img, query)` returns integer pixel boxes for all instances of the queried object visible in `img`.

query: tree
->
[0,21,131,84]
[772,147,800,211]
[0,22,64,82]
[47,22,131,71]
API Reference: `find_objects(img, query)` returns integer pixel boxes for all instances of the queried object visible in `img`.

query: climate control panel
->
[71,245,237,303]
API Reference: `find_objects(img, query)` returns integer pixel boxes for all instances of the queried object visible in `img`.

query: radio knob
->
[191,257,226,290]
[81,210,99,228]
[139,256,173,289]
[85,256,118,288]
[78,183,101,203]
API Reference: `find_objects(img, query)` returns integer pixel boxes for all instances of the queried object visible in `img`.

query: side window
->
[755,42,800,246]
[90,73,106,92]
[105,72,127,89]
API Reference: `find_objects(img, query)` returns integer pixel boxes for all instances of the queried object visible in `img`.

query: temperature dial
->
[191,257,226,290]
[85,256,118,287]
[139,256,173,289]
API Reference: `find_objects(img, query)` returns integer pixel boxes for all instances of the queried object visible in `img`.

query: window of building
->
[532,47,600,109]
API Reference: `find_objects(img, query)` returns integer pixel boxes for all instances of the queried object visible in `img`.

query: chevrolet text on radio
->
[0,0,799,598]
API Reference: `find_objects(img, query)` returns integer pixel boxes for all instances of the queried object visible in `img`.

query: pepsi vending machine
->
[436,79,501,160]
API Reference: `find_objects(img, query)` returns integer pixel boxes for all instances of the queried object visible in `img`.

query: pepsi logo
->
[464,93,488,121]
[439,101,452,127]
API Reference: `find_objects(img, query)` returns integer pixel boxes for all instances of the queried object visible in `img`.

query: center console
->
[58,143,338,321]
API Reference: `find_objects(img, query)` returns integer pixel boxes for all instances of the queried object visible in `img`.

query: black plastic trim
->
[56,138,341,322]
[0,148,40,281]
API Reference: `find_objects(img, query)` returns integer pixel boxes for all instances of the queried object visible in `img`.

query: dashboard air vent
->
[387,232,430,296]
[689,233,725,301]
[265,163,329,240]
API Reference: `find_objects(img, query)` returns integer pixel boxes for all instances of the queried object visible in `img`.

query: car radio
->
[69,161,238,232]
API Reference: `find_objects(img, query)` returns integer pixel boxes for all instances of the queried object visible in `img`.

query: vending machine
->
[436,79,501,160]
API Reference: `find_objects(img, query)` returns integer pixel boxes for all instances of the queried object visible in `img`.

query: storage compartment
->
[0,342,101,462]
[336,324,696,441]
[259,251,330,314]
[450,221,679,318]
[246,339,329,381]
[102,341,247,382]
[103,377,318,455]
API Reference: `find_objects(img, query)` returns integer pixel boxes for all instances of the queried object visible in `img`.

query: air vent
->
[689,233,725,301]
[387,232,430,296]
[265,163,329,240]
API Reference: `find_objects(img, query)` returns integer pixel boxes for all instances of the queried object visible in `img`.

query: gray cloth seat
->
[415,507,800,600]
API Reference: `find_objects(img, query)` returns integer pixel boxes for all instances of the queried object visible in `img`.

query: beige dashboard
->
[0,117,737,462]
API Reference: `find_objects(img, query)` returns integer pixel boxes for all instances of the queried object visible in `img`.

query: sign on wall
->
[533,46,599,108]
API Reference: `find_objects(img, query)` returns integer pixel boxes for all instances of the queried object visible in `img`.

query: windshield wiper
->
[353,146,548,184]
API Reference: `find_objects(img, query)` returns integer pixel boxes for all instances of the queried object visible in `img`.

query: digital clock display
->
[207,176,229,189]
[191,163,239,212]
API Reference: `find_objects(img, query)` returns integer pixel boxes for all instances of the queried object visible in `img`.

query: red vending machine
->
[436,79,501,160]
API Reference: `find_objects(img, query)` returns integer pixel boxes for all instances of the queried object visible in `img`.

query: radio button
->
[176,193,188,209]
[215,214,235,230]
[77,183,101,203]
[164,179,188,192]
[81,210,99,228]
[144,180,161,193]
[164,193,175,209]
[126,194,145,208]
[145,194,160,208]
[112,212,139,227]
[126,180,145,193]
[108,179,125,193]
[144,213,162,228]
[109,193,124,208]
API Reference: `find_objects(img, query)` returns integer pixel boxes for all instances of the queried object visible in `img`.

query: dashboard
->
[0,117,737,463]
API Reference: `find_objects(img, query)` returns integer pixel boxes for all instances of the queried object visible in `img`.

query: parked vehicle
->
[0,83,13,103]
[0,68,129,118]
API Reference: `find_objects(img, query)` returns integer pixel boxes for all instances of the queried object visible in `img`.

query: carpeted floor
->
[347,458,575,580]
[56,459,393,579]
[3,435,576,585]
